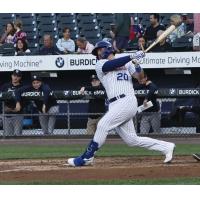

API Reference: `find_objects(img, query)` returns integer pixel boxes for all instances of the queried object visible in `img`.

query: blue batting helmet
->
[92,40,114,59]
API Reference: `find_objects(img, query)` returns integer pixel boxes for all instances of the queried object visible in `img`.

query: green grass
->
[0,143,198,160]
[1,177,200,185]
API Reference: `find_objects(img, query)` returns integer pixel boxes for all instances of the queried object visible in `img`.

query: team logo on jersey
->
[55,57,65,68]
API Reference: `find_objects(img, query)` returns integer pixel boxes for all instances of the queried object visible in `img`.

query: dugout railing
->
[0,88,200,137]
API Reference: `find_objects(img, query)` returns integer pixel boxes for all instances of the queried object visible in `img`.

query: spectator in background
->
[135,73,161,134]
[13,19,27,43]
[56,27,75,54]
[39,34,61,55]
[79,75,105,135]
[128,15,143,50]
[168,14,185,43]
[193,13,200,34]
[76,37,94,53]
[0,22,16,44]
[15,75,59,135]
[115,13,131,51]
[137,36,147,50]
[15,39,31,56]
[151,30,172,52]
[109,24,120,53]
[0,69,24,136]
[144,14,165,45]
[181,14,194,33]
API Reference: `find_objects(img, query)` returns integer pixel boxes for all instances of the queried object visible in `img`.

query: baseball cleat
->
[67,156,94,167]
[192,153,200,161]
[164,143,176,164]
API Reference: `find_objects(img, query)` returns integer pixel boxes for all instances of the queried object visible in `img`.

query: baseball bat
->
[144,25,176,53]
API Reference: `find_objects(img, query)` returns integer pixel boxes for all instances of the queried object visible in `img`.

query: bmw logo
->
[170,88,176,95]
[55,57,65,68]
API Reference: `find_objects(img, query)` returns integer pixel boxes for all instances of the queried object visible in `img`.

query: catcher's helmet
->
[92,40,114,59]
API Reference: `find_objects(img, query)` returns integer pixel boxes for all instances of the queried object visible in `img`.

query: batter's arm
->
[102,56,132,72]
[102,51,145,73]
[127,61,144,81]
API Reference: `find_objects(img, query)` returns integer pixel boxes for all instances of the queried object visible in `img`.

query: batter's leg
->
[115,119,175,162]
[68,95,138,166]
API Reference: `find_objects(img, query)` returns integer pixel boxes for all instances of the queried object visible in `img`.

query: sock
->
[81,140,99,159]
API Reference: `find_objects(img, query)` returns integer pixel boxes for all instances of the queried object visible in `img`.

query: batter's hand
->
[131,50,145,63]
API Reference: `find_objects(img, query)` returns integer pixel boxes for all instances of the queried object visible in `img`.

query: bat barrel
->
[144,25,176,53]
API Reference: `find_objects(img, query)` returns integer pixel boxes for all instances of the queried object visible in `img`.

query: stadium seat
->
[97,14,115,37]
[78,17,97,25]
[28,42,39,53]
[57,23,78,32]
[0,43,15,56]
[0,13,15,20]
[23,25,37,33]
[99,22,112,37]
[0,19,15,29]
[97,13,115,23]
[38,23,58,38]
[20,18,36,26]
[15,13,36,18]
[37,13,56,25]
[79,29,101,42]
[77,13,96,22]
[70,31,79,40]
[88,38,100,45]
[26,33,38,43]
[78,22,99,31]
[56,14,76,24]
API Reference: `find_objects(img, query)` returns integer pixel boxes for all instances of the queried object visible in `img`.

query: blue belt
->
[109,94,125,103]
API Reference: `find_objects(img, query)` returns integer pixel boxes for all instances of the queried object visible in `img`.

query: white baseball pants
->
[93,94,172,155]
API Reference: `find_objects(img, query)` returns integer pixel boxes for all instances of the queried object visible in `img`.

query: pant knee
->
[96,120,110,133]
[125,136,141,147]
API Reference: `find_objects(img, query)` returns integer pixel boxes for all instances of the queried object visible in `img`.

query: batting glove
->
[130,50,145,63]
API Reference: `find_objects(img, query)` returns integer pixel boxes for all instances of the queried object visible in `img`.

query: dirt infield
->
[0,156,199,182]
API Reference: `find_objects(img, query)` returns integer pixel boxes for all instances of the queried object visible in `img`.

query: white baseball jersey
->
[93,57,173,156]
[95,58,136,99]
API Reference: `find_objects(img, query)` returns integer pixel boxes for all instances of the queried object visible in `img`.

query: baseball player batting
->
[67,40,175,167]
